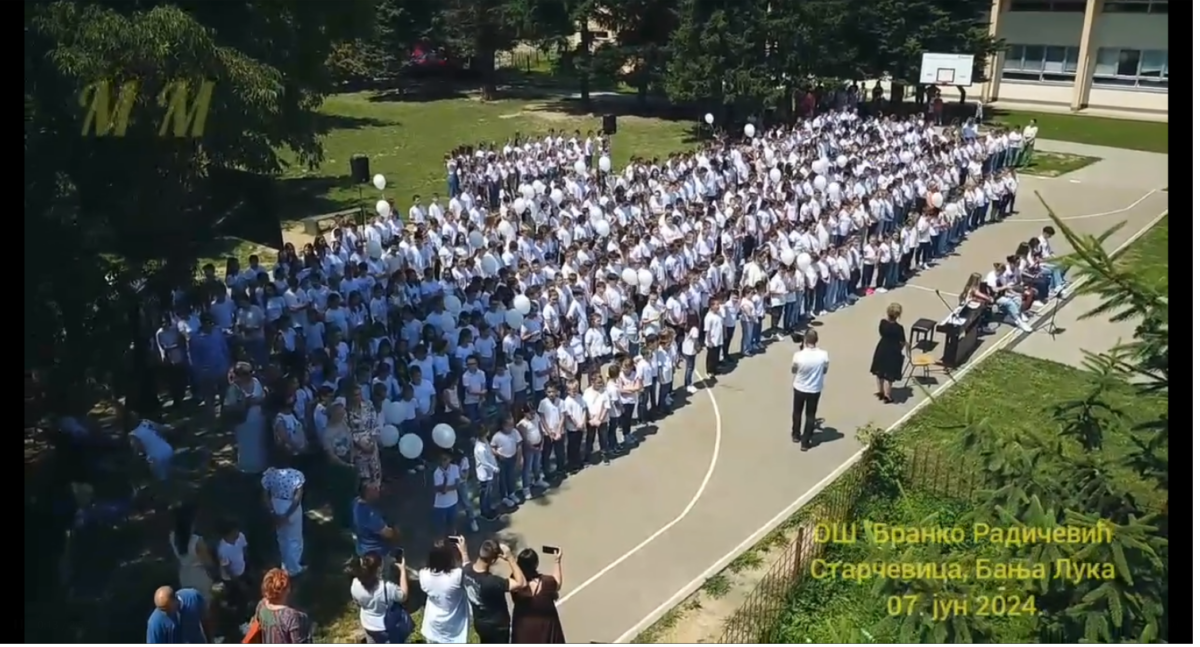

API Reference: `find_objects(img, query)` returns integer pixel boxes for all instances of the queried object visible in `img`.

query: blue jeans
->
[497,456,518,500]
[997,296,1023,322]
[521,445,543,490]
[751,320,763,349]
[475,478,496,516]
[658,382,672,410]
[464,402,481,423]
[1042,264,1066,291]
[683,354,697,387]
[456,481,476,520]
[739,320,753,355]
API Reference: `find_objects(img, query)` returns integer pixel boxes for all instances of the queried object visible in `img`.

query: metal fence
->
[717,446,979,643]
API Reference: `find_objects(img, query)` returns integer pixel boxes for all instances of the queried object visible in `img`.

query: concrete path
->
[487,142,1168,643]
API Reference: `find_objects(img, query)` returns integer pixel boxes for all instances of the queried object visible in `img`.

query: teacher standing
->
[870,303,908,404]
[790,329,829,451]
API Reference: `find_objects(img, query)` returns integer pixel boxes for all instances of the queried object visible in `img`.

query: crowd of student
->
[128,103,1061,643]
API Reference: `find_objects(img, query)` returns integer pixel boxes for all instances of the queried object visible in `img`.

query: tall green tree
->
[664,0,774,112]
[591,0,678,106]
[25,0,374,413]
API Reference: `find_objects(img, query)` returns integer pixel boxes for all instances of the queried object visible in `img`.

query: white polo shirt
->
[791,347,830,394]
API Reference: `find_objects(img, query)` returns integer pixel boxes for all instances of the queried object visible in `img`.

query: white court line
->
[611,207,1169,644]
[555,367,723,606]
[904,283,941,294]
[1006,188,1159,223]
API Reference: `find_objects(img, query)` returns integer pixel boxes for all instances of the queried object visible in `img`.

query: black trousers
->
[704,345,721,376]
[791,389,822,445]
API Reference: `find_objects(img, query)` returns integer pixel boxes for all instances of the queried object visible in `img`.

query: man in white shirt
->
[702,298,725,381]
[1020,119,1039,168]
[790,330,830,450]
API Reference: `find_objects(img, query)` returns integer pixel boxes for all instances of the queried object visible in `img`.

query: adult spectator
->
[790,329,830,450]
[147,585,209,643]
[418,537,471,643]
[353,482,400,564]
[253,568,313,643]
[168,502,215,602]
[511,548,566,644]
[463,540,528,644]
[350,552,412,644]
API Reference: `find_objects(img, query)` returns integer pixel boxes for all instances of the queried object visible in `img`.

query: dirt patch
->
[637,521,820,643]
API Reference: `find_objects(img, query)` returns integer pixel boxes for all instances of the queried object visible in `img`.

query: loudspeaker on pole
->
[601,114,617,135]
[350,154,370,184]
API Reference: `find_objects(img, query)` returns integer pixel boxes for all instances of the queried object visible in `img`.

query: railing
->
[717,446,979,643]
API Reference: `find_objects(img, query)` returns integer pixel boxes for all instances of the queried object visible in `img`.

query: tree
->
[664,0,774,115]
[25,0,374,414]
[590,0,678,106]
[959,198,1168,643]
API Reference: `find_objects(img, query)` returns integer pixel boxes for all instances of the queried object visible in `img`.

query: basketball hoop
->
[935,68,956,86]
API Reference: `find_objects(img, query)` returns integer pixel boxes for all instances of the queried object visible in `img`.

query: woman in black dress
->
[870,303,907,403]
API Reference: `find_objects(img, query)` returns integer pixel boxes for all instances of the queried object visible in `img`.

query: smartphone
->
[447,536,461,545]
[392,547,405,560]
[542,545,561,555]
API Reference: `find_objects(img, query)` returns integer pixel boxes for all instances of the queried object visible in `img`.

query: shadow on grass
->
[527,93,698,123]
[277,176,355,220]
[315,112,398,133]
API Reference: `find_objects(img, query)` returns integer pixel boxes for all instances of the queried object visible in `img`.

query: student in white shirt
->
[431,453,462,535]
[472,426,500,521]
[216,519,252,607]
[561,379,588,472]
[537,383,568,477]
[702,298,725,380]
[491,414,522,508]
[582,372,613,465]
[790,329,830,450]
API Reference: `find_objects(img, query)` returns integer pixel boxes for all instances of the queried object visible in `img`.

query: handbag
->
[241,607,266,644]
[382,581,414,642]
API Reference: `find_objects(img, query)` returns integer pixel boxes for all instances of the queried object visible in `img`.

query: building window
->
[1102,0,1168,14]
[1009,0,1086,11]
[1002,44,1079,83]
[1093,48,1168,90]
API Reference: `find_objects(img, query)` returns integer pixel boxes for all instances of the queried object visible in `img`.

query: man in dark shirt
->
[463,540,527,644]
[147,586,208,643]
[352,483,400,562]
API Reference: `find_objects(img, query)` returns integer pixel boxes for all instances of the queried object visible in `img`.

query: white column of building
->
[1071,0,1102,110]
[981,0,1005,103]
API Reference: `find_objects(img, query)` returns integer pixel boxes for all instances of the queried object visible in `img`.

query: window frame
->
[1000,44,1080,84]
[1101,0,1168,14]
[1092,47,1169,91]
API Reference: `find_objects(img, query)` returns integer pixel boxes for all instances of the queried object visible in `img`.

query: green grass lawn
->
[988,110,1169,154]
[277,92,695,218]
[892,350,1167,508]
[1022,151,1099,177]
[1116,213,1168,292]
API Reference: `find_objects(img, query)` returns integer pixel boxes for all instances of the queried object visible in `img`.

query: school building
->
[973,0,1168,115]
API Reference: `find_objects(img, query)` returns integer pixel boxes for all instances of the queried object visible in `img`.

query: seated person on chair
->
[1015,243,1051,303]
[984,261,1033,333]
[1029,235,1068,295]
[959,272,995,328]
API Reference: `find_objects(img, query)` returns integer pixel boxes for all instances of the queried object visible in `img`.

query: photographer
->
[463,540,527,644]
[350,552,412,644]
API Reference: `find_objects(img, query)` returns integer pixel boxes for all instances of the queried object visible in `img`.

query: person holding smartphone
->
[463,540,527,643]
[350,551,412,643]
[419,537,471,643]
[510,546,566,643]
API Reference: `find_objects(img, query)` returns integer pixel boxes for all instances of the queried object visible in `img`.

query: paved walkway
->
[489,143,1169,643]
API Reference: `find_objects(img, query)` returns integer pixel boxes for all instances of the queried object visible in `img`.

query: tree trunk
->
[577,18,593,110]
[477,48,497,100]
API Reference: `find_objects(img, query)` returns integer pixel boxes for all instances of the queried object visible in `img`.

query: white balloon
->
[383,401,404,425]
[593,220,611,238]
[432,423,456,449]
[443,294,462,316]
[521,184,535,200]
[945,203,959,218]
[836,155,848,168]
[398,434,423,459]
[379,424,400,448]
[511,198,526,215]
[704,112,714,125]
[637,268,654,288]
[441,315,457,333]
[468,230,485,249]
[589,204,602,220]
[497,220,515,239]
[932,192,945,208]
[621,268,638,286]
[375,199,391,218]
[513,294,532,315]
[599,156,612,173]
[505,309,524,329]
[797,253,813,272]
[574,159,587,174]
[550,188,564,205]
[533,180,546,195]
[372,174,386,191]
[812,158,828,175]
[367,239,383,260]
[744,123,756,138]
[780,248,796,266]
[481,254,500,276]
[813,175,828,192]
[769,168,782,184]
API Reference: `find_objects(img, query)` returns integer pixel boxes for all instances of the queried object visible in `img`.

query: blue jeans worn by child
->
[682,354,697,387]
[521,445,544,494]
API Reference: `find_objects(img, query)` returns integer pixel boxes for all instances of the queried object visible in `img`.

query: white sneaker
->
[469,520,479,532]
[535,478,550,488]
[1017,318,1033,333]
[686,385,698,394]
[407,468,416,475]
[415,463,425,471]
[876,287,888,293]
[522,487,532,499]
[1033,300,1046,310]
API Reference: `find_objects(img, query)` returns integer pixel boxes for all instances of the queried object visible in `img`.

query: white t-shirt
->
[419,569,471,644]
[350,578,405,632]
[791,347,830,393]
[491,428,520,459]
[217,533,248,579]
[432,465,461,509]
